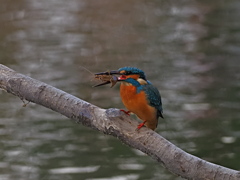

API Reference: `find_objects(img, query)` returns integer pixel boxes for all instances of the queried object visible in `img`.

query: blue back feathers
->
[143,84,163,118]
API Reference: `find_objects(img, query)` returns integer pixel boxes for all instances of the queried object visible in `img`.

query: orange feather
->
[120,83,158,130]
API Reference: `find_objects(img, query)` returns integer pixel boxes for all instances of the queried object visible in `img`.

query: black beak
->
[93,81,113,87]
[94,70,121,76]
[93,70,122,87]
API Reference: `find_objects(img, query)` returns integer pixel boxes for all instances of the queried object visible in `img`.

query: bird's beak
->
[94,70,120,76]
[93,70,125,87]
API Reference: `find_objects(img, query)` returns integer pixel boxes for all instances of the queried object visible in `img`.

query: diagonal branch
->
[0,64,239,180]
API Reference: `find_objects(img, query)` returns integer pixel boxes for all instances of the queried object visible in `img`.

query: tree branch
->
[0,64,239,180]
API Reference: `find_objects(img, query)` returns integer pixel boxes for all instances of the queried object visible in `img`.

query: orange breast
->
[120,83,158,130]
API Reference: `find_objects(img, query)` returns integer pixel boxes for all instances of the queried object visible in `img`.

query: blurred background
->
[0,0,240,179]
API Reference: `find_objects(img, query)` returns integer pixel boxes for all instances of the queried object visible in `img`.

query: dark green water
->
[0,0,240,179]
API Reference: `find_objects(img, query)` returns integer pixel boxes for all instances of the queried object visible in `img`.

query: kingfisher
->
[94,67,163,131]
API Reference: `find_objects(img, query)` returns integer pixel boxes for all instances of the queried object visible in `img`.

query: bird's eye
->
[125,71,131,75]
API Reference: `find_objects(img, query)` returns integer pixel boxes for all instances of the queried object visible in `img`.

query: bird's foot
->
[120,109,131,116]
[135,120,147,131]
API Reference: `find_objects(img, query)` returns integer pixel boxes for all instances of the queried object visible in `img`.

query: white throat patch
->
[137,78,148,85]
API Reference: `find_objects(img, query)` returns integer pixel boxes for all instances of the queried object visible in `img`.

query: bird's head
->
[117,67,146,81]
[94,67,147,87]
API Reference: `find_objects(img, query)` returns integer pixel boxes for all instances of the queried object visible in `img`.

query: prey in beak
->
[93,70,124,88]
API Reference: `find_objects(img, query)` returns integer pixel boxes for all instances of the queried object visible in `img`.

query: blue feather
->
[124,78,143,93]
[142,84,163,118]
[124,78,163,118]
[118,67,147,80]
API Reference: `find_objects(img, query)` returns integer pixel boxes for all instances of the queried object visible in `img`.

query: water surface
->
[0,0,240,179]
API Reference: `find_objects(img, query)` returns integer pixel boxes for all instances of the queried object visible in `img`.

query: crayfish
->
[93,71,119,88]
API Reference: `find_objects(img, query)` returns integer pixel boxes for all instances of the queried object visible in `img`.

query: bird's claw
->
[135,120,147,131]
[120,109,131,116]
[136,123,144,130]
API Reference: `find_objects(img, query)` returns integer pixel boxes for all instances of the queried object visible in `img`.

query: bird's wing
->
[142,84,163,118]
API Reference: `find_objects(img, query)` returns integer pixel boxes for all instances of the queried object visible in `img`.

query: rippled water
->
[0,0,240,179]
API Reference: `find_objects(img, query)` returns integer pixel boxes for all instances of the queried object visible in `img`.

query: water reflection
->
[0,0,240,180]
[49,166,100,174]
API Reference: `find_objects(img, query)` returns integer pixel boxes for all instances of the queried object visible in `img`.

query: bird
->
[94,67,163,131]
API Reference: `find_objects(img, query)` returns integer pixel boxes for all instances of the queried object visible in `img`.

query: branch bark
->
[0,64,239,180]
